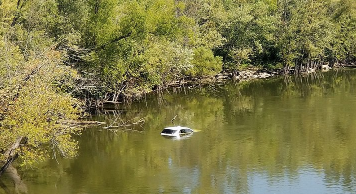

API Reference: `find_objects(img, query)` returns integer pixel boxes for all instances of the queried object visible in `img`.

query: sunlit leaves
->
[277,0,334,66]
[219,1,278,68]
[79,0,225,92]
[188,47,222,76]
[141,37,194,85]
[0,1,82,167]
[328,0,356,63]
[0,0,17,26]
[0,48,81,166]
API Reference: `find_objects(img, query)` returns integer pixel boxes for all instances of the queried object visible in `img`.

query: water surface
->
[5,69,356,194]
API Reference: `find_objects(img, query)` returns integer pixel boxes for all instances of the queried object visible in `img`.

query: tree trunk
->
[0,137,27,193]
[0,137,24,177]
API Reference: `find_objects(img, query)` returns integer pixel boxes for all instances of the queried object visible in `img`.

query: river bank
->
[95,67,295,109]
[84,63,351,110]
[100,68,280,108]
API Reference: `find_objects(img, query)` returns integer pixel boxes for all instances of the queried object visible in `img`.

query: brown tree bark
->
[0,137,24,177]
[0,137,27,193]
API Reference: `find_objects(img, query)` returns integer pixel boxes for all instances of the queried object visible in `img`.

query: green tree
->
[218,1,278,70]
[276,0,334,71]
[328,0,356,65]
[187,46,222,76]
[79,0,224,94]
[0,0,82,172]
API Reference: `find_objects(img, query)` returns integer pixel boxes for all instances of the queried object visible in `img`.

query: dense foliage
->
[55,0,356,92]
[1,0,356,167]
[0,0,81,167]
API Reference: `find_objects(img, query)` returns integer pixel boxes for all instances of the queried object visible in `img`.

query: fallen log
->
[58,120,106,126]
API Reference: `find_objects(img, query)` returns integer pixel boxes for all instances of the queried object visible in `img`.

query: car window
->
[162,129,175,134]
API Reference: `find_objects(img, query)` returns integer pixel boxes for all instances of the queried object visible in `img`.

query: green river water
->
[4,69,356,194]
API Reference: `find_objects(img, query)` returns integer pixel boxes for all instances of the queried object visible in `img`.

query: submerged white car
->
[161,126,194,137]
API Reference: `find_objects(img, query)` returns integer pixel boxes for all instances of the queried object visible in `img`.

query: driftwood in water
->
[58,120,106,127]
[103,118,145,130]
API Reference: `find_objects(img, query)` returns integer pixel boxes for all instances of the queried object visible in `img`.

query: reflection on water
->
[161,134,194,141]
[5,69,356,194]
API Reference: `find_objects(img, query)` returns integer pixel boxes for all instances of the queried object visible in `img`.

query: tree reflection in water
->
[7,69,356,194]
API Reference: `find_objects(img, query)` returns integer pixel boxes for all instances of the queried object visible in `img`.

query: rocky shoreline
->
[173,64,338,87]
[216,69,279,81]
[165,68,281,90]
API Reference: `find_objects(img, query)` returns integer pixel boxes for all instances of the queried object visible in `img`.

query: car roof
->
[164,126,191,130]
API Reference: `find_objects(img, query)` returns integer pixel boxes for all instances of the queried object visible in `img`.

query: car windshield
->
[161,129,176,134]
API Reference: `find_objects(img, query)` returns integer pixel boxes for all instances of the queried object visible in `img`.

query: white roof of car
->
[164,126,191,130]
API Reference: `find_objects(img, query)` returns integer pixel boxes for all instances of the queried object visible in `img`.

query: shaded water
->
[5,69,356,194]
